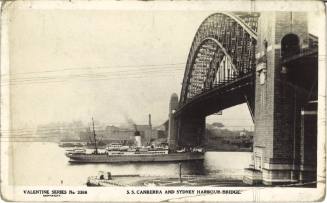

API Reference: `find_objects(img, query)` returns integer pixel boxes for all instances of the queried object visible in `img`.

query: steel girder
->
[180,12,259,105]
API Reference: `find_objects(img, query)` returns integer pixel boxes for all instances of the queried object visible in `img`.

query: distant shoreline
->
[205,148,252,152]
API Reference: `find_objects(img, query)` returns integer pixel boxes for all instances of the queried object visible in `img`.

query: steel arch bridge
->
[169,11,318,186]
[177,12,259,119]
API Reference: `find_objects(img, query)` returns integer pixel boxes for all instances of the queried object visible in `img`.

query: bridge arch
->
[180,12,259,106]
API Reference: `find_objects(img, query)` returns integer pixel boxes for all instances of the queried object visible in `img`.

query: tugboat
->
[65,118,204,163]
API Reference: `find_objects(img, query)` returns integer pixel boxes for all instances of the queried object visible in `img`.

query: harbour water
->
[10,142,252,186]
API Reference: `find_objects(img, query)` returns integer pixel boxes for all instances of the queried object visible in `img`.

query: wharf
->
[86,175,247,187]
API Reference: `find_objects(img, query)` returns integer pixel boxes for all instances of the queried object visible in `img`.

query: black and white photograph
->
[0,0,325,202]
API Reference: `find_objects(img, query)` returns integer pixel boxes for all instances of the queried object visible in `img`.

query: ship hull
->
[67,152,204,163]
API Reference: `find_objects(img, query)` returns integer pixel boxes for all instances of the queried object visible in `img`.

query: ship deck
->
[67,152,204,163]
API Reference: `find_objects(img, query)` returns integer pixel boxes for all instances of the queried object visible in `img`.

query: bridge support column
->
[168,93,206,151]
[177,113,205,148]
[168,93,179,151]
[244,12,316,186]
[299,103,317,184]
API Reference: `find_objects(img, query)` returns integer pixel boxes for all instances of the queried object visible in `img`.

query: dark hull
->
[67,152,204,163]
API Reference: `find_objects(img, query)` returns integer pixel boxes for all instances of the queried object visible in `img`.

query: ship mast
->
[92,117,98,154]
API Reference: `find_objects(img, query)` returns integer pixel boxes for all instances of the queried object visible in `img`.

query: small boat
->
[86,171,139,186]
[176,148,186,153]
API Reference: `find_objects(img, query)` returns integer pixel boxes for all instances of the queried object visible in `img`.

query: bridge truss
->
[180,12,259,107]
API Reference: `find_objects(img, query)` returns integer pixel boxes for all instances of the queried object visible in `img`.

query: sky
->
[3,2,324,130]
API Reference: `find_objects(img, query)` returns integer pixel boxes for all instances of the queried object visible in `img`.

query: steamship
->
[65,118,204,163]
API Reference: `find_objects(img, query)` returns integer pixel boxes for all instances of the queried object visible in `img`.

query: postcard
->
[0,0,325,202]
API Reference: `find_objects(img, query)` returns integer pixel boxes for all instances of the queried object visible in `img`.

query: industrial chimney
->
[148,114,152,130]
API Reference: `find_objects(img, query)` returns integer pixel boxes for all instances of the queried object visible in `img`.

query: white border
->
[0,0,326,202]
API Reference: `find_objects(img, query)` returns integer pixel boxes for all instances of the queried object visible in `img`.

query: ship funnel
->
[134,129,141,147]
